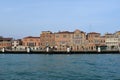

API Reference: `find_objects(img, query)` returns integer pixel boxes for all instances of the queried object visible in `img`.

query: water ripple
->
[0,54,120,80]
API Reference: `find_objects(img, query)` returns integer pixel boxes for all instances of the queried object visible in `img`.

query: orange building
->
[22,36,40,50]
[40,31,55,50]
[55,31,72,51]
[0,37,12,49]
[54,30,87,51]
[38,30,107,51]
[87,32,106,51]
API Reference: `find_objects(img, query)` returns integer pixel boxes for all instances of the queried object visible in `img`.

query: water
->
[0,54,120,80]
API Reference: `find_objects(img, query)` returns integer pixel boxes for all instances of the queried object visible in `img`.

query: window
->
[61,41,66,44]
[75,40,80,44]
[56,35,59,38]
[63,35,67,38]
[28,42,35,46]
[41,43,42,45]
[76,34,79,37]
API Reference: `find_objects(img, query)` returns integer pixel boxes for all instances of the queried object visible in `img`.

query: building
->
[105,33,119,50]
[115,31,120,50]
[40,31,55,50]
[71,29,86,51]
[98,36,106,51]
[0,37,12,49]
[87,32,100,51]
[87,32,106,51]
[55,31,72,51]
[22,36,41,50]
[12,39,23,50]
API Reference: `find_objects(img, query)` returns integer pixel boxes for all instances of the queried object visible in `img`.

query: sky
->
[0,0,120,39]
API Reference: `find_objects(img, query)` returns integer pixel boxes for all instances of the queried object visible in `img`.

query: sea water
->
[0,54,120,80]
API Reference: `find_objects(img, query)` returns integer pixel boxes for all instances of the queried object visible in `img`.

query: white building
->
[105,32,119,50]
[12,39,23,50]
[115,31,120,50]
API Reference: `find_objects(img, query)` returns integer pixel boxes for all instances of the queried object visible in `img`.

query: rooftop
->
[0,38,13,41]
[55,31,73,34]
[88,32,100,34]
[23,36,40,39]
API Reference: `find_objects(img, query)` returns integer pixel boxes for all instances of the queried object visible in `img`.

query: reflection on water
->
[0,54,120,80]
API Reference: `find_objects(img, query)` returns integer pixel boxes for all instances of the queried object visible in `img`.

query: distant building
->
[87,32,106,51]
[55,31,72,51]
[12,39,23,50]
[105,33,119,50]
[0,37,12,49]
[40,31,55,50]
[71,29,86,51]
[22,36,40,50]
[115,31,120,49]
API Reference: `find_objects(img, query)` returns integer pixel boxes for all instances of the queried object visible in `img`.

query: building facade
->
[12,39,23,50]
[87,32,106,51]
[54,31,72,51]
[71,29,86,51]
[105,31,120,51]
[0,37,12,49]
[115,31,120,50]
[22,36,40,50]
[1,29,119,52]
[105,33,119,50]
[40,31,55,50]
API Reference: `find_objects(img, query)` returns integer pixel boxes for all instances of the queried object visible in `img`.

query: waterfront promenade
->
[0,49,120,54]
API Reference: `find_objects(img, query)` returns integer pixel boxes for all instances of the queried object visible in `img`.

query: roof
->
[0,38,13,41]
[13,39,22,41]
[23,36,40,39]
[55,31,73,34]
[114,31,120,35]
[105,33,113,35]
[41,31,53,34]
[74,29,85,33]
[88,32,100,34]
[101,36,105,38]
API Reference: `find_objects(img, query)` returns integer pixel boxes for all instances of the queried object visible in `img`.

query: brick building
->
[0,37,12,49]
[40,31,55,50]
[54,31,72,51]
[87,32,106,51]
[22,36,40,50]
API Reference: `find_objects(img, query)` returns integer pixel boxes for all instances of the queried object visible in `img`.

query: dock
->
[0,50,120,54]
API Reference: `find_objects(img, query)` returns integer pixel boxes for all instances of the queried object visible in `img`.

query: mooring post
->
[2,48,5,53]
[98,47,101,52]
[27,47,30,53]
